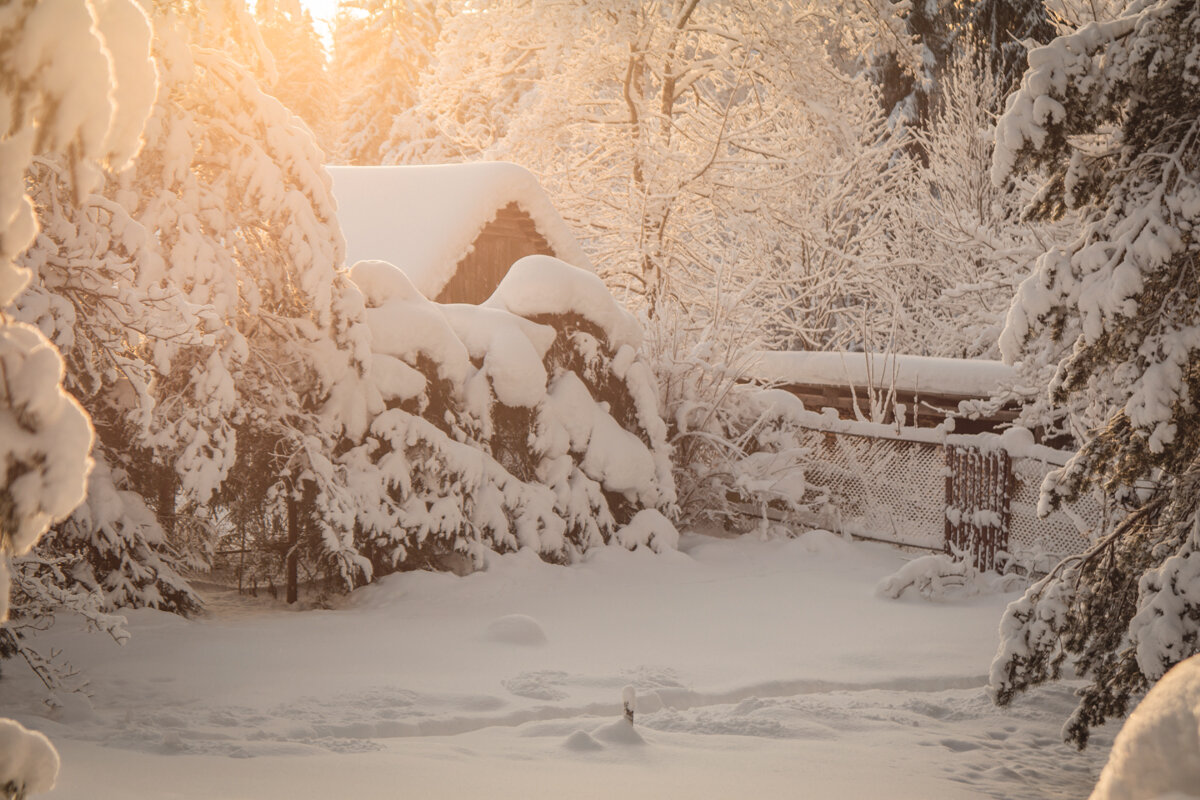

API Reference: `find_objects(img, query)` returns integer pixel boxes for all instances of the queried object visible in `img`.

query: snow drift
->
[1089,654,1200,800]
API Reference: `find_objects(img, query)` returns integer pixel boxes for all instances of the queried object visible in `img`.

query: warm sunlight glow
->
[298,0,338,21]
[6,0,1197,797]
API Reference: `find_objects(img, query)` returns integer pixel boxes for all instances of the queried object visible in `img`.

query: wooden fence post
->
[945,444,1012,571]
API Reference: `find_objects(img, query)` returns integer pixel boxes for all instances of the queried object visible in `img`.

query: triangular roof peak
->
[328,162,591,300]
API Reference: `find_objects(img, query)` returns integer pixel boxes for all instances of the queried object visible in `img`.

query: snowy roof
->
[752,351,1015,398]
[327,163,592,300]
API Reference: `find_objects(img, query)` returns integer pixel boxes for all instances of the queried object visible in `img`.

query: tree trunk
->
[285,486,300,605]
[156,469,176,541]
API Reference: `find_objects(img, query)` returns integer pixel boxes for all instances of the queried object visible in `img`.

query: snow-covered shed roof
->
[327,162,591,300]
[753,351,1015,398]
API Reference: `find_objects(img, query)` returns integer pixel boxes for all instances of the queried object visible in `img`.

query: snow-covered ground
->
[0,532,1114,799]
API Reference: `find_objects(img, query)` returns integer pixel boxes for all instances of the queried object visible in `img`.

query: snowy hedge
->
[335,256,678,576]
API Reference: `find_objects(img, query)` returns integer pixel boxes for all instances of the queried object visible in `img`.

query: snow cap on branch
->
[0,323,93,567]
[485,256,643,352]
[0,718,59,798]
[0,0,155,304]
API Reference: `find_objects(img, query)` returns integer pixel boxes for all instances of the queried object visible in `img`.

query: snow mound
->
[613,509,679,553]
[441,304,554,408]
[563,730,604,751]
[0,718,59,797]
[349,259,425,305]
[1089,655,1200,800]
[351,259,472,387]
[484,614,548,646]
[592,719,645,746]
[876,554,1025,601]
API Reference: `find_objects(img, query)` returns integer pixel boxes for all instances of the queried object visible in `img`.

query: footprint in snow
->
[939,738,982,752]
[503,670,569,701]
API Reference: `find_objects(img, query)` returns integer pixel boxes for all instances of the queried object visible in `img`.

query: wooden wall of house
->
[777,382,1020,434]
[435,203,556,305]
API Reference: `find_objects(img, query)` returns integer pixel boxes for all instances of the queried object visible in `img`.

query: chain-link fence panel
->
[797,429,947,550]
[1008,457,1108,568]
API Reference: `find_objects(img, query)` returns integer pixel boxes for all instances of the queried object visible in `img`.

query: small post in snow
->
[622,685,636,725]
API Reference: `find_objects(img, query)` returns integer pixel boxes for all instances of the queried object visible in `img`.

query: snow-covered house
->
[328,162,591,304]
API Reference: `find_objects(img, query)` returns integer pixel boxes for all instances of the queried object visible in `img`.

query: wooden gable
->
[434,203,556,305]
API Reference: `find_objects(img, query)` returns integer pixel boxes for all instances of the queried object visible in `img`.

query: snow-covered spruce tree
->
[492,258,677,552]
[141,0,373,598]
[0,0,159,606]
[255,0,338,154]
[331,0,440,164]
[11,0,376,605]
[0,0,157,790]
[0,0,156,616]
[11,157,200,615]
[988,0,1200,747]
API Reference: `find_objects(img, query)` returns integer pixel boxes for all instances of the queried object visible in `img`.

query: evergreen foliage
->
[333,258,678,581]
[869,0,1056,155]
[989,0,1200,746]
[256,1,338,153]
[966,0,1057,89]
[331,0,440,164]
[6,0,685,634]
[3,0,375,638]
[0,0,157,626]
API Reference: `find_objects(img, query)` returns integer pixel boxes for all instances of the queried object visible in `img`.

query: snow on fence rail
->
[777,404,1109,570]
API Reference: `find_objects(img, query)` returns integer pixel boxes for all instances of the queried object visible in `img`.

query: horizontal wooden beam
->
[774,382,1020,429]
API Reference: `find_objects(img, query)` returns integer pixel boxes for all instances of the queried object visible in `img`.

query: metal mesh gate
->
[792,421,1102,567]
